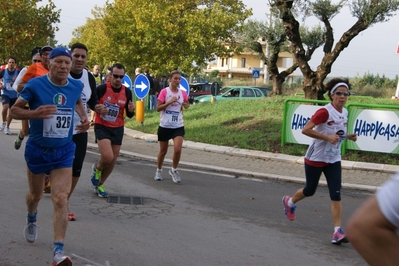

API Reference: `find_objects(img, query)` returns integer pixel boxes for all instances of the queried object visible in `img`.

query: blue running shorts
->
[24,141,76,175]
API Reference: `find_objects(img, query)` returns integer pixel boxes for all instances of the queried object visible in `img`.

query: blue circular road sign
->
[122,75,132,89]
[179,76,190,96]
[134,74,150,99]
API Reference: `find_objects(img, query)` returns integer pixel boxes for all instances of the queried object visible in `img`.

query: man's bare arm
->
[11,98,57,120]
[17,80,27,93]
[75,99,90,133]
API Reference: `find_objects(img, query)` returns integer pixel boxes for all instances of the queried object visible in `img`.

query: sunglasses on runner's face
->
[33,60,41,63]
[112,74,124,79]
[334,91,349,96]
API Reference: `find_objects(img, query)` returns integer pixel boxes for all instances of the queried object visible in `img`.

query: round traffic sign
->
[134,74,150,99]
[179,76,190,96]
[122,75,132,89]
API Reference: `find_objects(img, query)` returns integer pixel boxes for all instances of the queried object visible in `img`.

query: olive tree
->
[273,0,399,99]
[239,18,325,95]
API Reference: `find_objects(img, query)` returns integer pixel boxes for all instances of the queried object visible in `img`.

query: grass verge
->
[125,95,399,165]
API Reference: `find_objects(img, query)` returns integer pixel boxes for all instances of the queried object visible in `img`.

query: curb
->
[124,129,399,174]
[87,131,380,193]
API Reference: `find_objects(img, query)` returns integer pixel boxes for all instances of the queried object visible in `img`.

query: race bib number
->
[324,131,345,156]
[5,82,13,90]
[81,93,87,112]
[324,143,340,156]
[164,110,180,127]
[43,107,72,138]
[100,101,119,122]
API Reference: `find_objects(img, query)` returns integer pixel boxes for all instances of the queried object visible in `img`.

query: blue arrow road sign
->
[179,76,190,96]
[252,70,260,79]
[134,74,150,99]
[122,75,132,89]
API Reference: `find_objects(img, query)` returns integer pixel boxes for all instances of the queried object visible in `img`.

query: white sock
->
[172,167,177,172]
[288,198,295,207]
[157,168,162,172]
[334,226,341,232]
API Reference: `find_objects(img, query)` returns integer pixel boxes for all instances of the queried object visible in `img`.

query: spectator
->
[91,64,103,86]
[89,64,103,125]
[135,67,141,77]
[144,68,156,110]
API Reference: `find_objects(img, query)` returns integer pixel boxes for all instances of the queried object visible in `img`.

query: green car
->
[194,86,266,103]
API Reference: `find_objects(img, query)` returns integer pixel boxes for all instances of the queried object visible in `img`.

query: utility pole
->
[264,6,272,85]
[395,42,399,98]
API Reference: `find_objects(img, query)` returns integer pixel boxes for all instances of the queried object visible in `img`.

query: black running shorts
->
[94,124,124,145]
[157,126,185,142]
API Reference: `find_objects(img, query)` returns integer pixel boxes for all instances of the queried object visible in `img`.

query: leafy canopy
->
[0,0,60,66]
[71,0,252,75]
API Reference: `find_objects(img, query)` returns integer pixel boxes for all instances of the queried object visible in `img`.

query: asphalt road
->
[0,135,369,266]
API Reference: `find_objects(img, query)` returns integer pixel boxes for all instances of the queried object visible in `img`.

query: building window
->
[282,57,293,68]
[241,58,246,68]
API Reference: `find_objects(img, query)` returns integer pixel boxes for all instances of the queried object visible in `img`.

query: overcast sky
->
[49,0,399,78]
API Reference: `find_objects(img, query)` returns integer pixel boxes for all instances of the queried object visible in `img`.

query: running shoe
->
[44,174,51,193]
[96,184,109,198]
[0,122,5,131]
[282,195,296,221]
[169,169,181,183]
[67,208,76,221]
[4,127,10,135]
[90,162,101,187]
[23,221,38,243]
[154,169,163,181]
[331,227,349,245]
[14,134,24,150]
[52,250,72,266]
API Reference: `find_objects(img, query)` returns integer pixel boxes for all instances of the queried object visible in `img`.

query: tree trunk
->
[271,75,285,95]
[302,75,326,100]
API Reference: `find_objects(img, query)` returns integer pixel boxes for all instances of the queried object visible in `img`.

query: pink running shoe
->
[331,227,349,245]
[282,195,296,221]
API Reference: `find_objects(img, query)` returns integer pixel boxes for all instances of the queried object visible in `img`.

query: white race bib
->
[163,110,180,127]
[43,107,73,138]
[100,101,119,122]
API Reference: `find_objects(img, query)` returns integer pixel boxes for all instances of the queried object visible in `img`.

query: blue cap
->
[49,47,72,59]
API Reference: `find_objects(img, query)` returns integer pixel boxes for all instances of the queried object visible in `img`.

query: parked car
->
[194,86,265,103]
[256,87,272,97]
[188,83,211,103]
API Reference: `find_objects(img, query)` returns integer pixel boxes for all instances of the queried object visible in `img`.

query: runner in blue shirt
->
[11,47,90,266]
[0,56,19,134]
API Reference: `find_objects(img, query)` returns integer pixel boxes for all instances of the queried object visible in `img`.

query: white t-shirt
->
[376,173,399,228]
[68,69,91,134]
[159,87,185,128]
